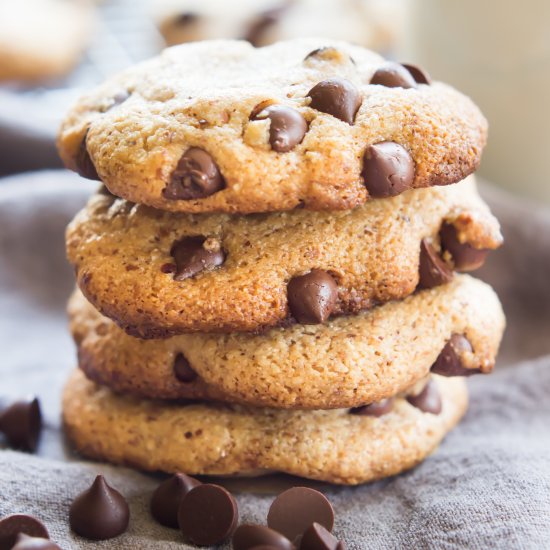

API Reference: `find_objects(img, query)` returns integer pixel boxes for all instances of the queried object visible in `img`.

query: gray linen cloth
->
[1,171,549,549]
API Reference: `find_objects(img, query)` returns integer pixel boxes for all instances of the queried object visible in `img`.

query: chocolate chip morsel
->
[350,398,395,418]
[75,131,100,181]
[252,105,308,152]
[69,475,130,540]
[178,484,238,546]
[307,78,362,124]
[362,142,415,198]
[418,239,453,289]
[407,380,442,414]
[151,473,201,528]
[267,487,334,544]
[173,354,198,383]
[174,12,199,26]
[0,515,49,550]
[170,236,225,281]
[233,524,294,550]
[402,63,432,85]
[12,534,61,550]
[244,5,286,47]
[370,62,417,89]
[162,147,225,200]
[287,270,338,324]
[0,397,42,452]
[431,334,480,377]
[440,223,489,272]
[300,523,344,550]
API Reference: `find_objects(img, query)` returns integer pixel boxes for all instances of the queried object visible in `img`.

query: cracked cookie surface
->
[58,38,487,214]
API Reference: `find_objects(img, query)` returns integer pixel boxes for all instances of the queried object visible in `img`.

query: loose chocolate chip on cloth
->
[1,171,550,548]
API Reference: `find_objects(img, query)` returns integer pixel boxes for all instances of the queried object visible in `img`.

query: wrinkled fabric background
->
[0,171,549,549]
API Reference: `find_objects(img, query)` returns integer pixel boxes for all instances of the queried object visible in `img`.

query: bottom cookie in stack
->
[62,275,504,485]
[63,370,466,485]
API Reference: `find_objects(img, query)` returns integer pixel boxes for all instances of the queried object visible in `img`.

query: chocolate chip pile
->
[55,37,504,542]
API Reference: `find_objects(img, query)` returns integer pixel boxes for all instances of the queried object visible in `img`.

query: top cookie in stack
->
[58,38,486,214]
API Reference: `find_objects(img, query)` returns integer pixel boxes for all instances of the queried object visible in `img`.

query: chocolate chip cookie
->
[69,275,504,408]
[66,177,502,336]
[63,369,468,484]
[57,38,487,213]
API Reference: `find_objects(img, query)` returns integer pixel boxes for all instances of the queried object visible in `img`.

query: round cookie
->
[63,369,468,485]
[69,275,504,409]
[154,0,404,54]
[0,0,94,83]
[66,177,502,336]
[57,38,487,214]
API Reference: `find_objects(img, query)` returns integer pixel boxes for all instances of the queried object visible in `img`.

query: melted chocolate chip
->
[0,397,42,452]
[402,63,432,85]
[170,236,225,281]
[287,270,338,324]
[362,142,415,198]
[110,90,130,109]
[300,523,342,550]
[233,524,294,550]
[0,515,49,550]
[69,475,130,540]
[418,239,453,289]
[12,534,61,550]
[252,104,308,152]
[439,223,489,272]
[173,353,198,383]
[431,334,480,377]
[75,131,100,181]
[151,473,201,528]
[178,484,238,546]
[267,487,334,544]
[370,62,417,89]
[163,148,225,200]
[307,78,362,124]
[303,47,353,65]
[406,380,442,414]
[350,398,395,417]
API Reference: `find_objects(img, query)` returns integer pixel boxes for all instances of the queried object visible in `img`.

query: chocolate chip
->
[111,90,130,108]
[431,334,480,377]
[163,148,225,200]
[173,353,198,383]
[250,547,284,550]
[252,105,308,152]
[0,397,41,452]
[170,236,225,281]
[233,524,294,550]
[300,523,342,550]
[406,380,442,414]
[362,142,415,198]
[401,63,432,85]
[75,131,100,181]
[350,398,395,417]
[439,223,489,272]
[307,78,362,124]
[151,473,201,528]
[244,6,285,47]
[0,515,49,550]
[12,534,61,550]
[267,487,334,544]
[175,12,198,25]
[69,475,130,540]
[370,62,417,89]
[178,484,238,546]
[287,270,338,324]
[418,239,453,289]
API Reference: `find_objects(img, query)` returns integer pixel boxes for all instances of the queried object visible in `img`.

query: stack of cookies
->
[58,39,505,485]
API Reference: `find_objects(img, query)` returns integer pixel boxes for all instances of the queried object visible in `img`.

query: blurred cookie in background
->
[154,0,405,53]
[0,0,96,84]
